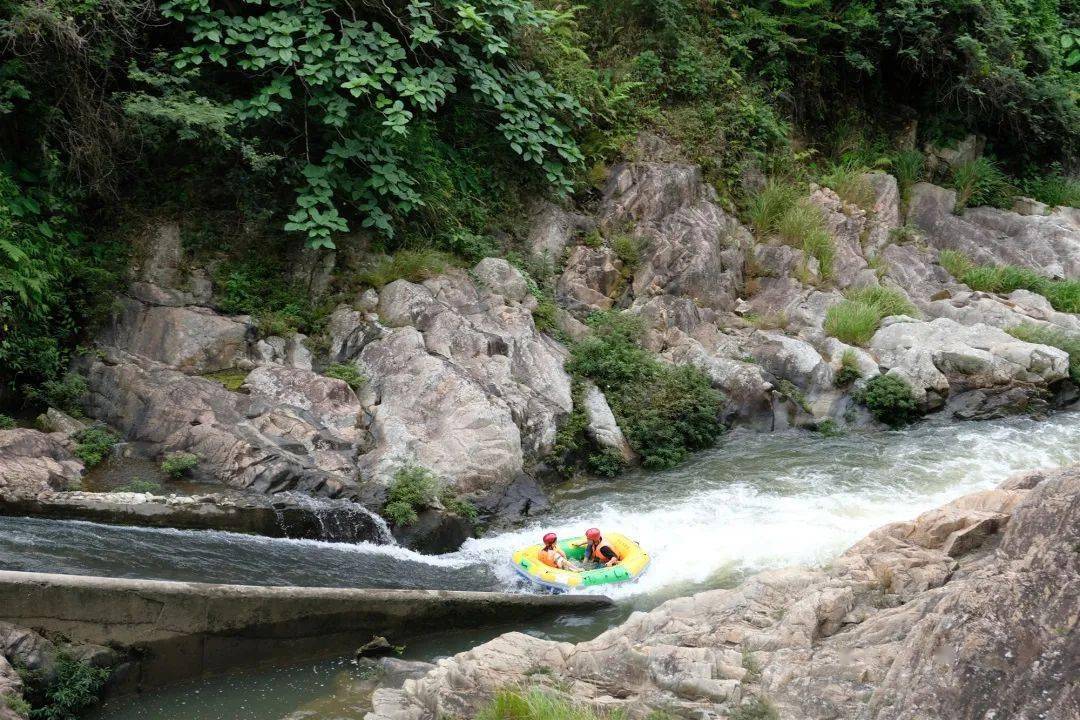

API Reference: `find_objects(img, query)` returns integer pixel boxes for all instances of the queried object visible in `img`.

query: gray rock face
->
[351,265,572,492]
[924,289,1080,334]
[100,297,252,375]
[369,464,1080,720]
[526,201,593,265]
[80,349,357,498]
[472,258,529,302]
[0,430,83,495]
[581,383,635,462]
[870,317,1069,408]
[556,246,623,314]
[908,182,1080,278]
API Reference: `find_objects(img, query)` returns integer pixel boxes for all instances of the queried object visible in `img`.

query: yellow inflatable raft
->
[511,532,649,590]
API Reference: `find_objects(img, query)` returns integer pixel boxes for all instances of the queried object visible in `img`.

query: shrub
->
[444,496,479,522]
[586,448,626,477]
[855,375,922,428]
[358,250,457,289]
[825,287,917,346]
[29,374,88,417]
[813,418,843,437]
[72,426,118,468]
[1008,324,1080,384]
[611,234,645,269]
[0,414,15,430]
[116,479,162,494]
[834,349,863,387]
[25,654,110,720]
[565,312,724,470]
[201,369,249,392]
[323,363,366,391]
[2,694,31,717]
[383,465,440,526]
[747,180,801,236]
[950,158,1015,211]
[161,452,198,479]
[777,202,834,280]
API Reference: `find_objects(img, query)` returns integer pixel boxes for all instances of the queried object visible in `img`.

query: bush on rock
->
[855,375,922,428]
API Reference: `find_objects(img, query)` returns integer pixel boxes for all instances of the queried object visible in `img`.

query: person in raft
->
[538,532,582,571]
[583,527,622,568]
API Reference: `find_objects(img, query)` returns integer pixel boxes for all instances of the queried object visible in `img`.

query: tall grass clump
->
[747,180,801,236]
[821,163,875,209]
[1008,324,1080,384]
[824,287,917,345]
[357,250,457,289]
[949,157,1016,211]
[476,688,608,720]
[382,465,440,526]
[938,252,1080,313]
[777,202,834,280]
[1020,173,1080,209]
[891,150,925,202]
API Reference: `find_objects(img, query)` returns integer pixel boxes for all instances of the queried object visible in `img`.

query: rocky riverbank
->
[3,137,1079,550]
[367,462,1080,720]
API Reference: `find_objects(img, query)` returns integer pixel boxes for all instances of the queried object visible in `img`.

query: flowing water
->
[2,412,1078,719]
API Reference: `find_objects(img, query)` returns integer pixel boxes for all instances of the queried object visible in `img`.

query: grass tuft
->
[822,163,875,209]
[476,688,609,720]
[201,368,249,392]
[323,362,366,391]
[949,157,1015,211]
[357,249,458,289]
[824,286,917,346]
[777,201,834,280]
[747,180,801,236]
[938,252,1080,314]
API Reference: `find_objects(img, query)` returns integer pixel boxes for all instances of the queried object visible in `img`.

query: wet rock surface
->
[369,463,1080,720]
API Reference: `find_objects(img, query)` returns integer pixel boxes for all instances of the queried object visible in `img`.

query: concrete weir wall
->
[0,570,612,689]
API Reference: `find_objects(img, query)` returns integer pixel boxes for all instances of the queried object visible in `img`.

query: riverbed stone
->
[582,383,635,462]
[0,429,83,495]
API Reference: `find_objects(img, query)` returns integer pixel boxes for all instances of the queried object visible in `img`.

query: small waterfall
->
[272,491,395,545]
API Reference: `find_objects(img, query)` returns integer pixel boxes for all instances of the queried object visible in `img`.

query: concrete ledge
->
[0,571,612,690]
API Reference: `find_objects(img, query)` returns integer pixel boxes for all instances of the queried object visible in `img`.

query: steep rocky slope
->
[367,463,1080,720]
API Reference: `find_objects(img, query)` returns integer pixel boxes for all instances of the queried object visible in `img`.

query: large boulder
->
[869,316,1069,414]
[80,349,356,497]
[556,246,624,314]
[907,183,1080,278]
[352,265,572,494]
[581,383,635,462]
[0,430,83,496]
[99,297,252,375]
[369,464,1080,720]
[526,200,594,265]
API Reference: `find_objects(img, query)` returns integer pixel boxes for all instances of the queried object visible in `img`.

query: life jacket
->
[538,546,561,568]
[588,539,617,563]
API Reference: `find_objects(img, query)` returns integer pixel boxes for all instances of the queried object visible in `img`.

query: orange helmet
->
[542,532,557,545]
[585,527,601,541]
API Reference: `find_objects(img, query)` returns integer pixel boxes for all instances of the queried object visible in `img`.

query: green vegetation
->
[72,426,118,468]
[549,380,626,478]
[201,369,249,392]
[382,465,440,526]
[938,252,1080,314]
[566,312,724,469]
[2,693,31,717]
[949,158,1015,211]
[729,697,780,720]
[834,349,863,388]
[161,451,198,478]
[777,202,834,280]
[28,374,88,418]
[1020,172,1080,208]
[212,257,334,338]
[0,414,15,429]
[444,496,479,523]
[891,150,925,203]
[323,363,366,392]
[1008,324,1080,384]
[611,234,644,269]
[748,181,801,237]
[117,479,163,494]
[19,654,111,720]
[822,164,875,209]
[825,287,917,346]
[855,375,922,428]
[358,250,458,290]
[475,688,609,720]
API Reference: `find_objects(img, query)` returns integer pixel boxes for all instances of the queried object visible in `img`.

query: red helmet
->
[542,532,557,545]
[585,527,601,541]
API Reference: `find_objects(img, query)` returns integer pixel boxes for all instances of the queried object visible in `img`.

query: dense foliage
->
[566,312,725,469]
[1,0,1076,410]
[855,374,922,428]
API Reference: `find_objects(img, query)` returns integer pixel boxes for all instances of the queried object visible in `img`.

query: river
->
[3,412,1078,719]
